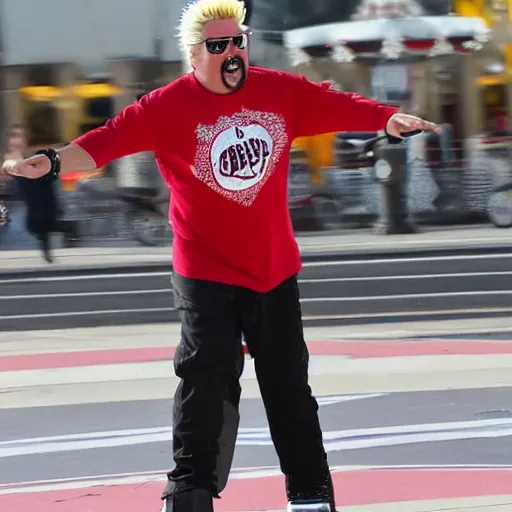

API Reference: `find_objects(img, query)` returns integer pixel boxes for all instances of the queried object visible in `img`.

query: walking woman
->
[2,125,78,262]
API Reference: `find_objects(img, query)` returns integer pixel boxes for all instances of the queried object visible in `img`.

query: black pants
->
[31,219,79,251]
[163,272,330,500]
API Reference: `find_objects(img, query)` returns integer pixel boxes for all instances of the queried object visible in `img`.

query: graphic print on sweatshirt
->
[193,107,288,206]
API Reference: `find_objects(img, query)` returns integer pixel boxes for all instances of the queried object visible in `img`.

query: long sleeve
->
[72,92,160,169]
[288,74,398,139]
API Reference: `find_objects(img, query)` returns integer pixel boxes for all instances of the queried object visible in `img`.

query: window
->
[371,63,408,102]
[27,65,57,87]
[24,101,60,145]
[78,90,115,136]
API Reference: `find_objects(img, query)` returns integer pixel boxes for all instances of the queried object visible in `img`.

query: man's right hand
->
[2,154,52,179]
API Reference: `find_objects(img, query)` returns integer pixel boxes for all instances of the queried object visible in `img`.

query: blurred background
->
[1,0,512,250]
[4,5,512,506]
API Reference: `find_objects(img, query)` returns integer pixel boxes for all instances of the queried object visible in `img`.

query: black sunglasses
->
[201,33,251,54]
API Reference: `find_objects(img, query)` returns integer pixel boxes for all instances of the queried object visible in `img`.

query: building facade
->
[0,0,506,148]
[0,0,188,146]
[1,0,188,67]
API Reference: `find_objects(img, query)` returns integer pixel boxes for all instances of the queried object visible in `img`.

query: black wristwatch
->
[35,148,61,181]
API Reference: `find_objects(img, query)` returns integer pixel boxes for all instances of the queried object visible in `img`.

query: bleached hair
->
[178,0,247,59]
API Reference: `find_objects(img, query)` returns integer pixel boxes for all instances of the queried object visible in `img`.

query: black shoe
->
[42,243,53,263]
[160,488,214,512]
[38,234,53,263]
[286,473,336,512]
[42,246,53,263]
[43,250,53,263]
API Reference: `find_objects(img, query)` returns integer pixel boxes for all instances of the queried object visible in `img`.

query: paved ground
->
[2,226,512,510]
[1,320,512,511]
[2,247,511,330]
[2,225,512,333]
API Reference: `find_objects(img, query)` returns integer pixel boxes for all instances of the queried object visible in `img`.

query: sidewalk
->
[1,224,511,273]
[1,321,512,511]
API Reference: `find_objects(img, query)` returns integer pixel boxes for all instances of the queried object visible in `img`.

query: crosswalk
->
[1,324,512,510]
[4,416,512,459]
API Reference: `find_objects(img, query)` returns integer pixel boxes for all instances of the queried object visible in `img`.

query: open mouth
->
[221,56,246,90]
[225,60,240,73]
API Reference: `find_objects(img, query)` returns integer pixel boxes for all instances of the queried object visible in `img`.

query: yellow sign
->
[20,83,122,101]
[19,86,63,101]
[72,83,123,98]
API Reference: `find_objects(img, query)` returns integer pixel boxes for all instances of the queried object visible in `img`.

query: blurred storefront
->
[248,1,490,181]
[2,60,183,148]
[280,1,488,135]
[0,0,188,149]
[276,0,512,139]
[0,0,507,163]
[248,0,512,227]
[452,0,512,133]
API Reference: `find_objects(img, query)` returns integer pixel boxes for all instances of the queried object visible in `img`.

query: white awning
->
[284,15,489,48]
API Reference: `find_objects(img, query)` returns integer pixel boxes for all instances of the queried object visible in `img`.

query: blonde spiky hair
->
[178,0,247,59]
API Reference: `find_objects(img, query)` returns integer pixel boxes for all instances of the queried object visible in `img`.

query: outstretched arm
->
[58,143,97,172]
[288,74,438,139]
[3,92,160,179]
[2,143,96,179]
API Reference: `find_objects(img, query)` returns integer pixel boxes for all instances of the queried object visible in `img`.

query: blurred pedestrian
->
[15,173,79,262]
[3,0,439,509]
[0,176,10,232]
[1,125,28,241]
[2,125,78,261]
[0,202,8,231]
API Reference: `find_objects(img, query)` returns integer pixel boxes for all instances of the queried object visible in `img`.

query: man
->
[3,0,439,510]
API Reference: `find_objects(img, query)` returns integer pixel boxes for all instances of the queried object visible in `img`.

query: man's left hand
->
[386,113,440,138]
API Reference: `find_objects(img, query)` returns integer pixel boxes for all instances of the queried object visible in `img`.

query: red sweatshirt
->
[74,67,397,292]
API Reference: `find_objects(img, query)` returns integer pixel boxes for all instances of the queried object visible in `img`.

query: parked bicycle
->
[76,178,171,246]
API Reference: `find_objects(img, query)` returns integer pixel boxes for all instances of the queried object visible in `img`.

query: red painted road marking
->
[0,469,511,511]
[0,346,177,372]
[2,340,512,372]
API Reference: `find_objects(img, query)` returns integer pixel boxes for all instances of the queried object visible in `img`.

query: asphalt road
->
[1,387,512,486]
[1,250,512,331]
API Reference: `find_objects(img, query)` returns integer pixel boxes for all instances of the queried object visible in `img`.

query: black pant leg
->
[243,275,333,503]
[34,231,53,262]
[163,272,244,501]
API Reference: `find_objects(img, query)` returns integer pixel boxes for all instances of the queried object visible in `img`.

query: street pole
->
[373,134,417,235]
[152,0,167,89]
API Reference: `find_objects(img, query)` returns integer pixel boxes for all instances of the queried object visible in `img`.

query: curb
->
[301,242,512,260]
[0,242,511,279]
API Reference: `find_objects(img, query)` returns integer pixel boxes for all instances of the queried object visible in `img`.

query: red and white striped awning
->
[283,15,490,64]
